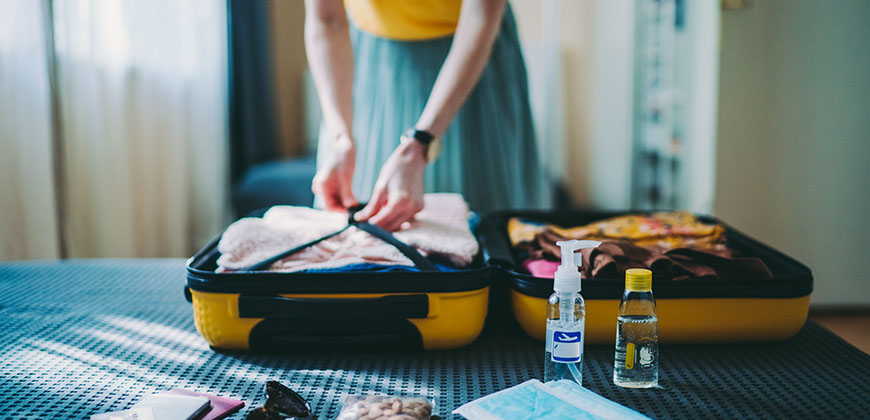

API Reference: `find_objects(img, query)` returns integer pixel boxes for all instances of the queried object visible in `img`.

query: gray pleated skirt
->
[317,6,545,213]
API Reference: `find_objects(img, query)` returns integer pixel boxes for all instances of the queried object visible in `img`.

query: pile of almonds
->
[336,395,433,420]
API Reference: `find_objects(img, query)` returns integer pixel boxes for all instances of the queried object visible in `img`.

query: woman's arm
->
[305,0,358,210]
[355,0,507,230]
[304,0,354,137]
[415,0,507,136]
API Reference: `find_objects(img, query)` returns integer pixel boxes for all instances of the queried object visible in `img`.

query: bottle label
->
[551,330,581,363]
[637,340,656,368]
[625,340,657,370]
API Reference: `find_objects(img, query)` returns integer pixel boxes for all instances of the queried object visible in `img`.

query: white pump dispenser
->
[553,240,602,294]
[544,240,601,385]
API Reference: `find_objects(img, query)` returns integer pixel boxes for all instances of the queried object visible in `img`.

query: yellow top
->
[345,0,463,41]
[625,268,652,292]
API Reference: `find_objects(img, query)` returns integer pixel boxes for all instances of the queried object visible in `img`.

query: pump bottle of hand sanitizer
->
[544,240,601,385]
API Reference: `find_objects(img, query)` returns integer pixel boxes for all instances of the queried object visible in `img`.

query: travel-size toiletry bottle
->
[613,268,659,388]
[544,240,601,385]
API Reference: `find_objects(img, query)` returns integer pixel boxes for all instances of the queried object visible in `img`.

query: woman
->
[306,0,544,231]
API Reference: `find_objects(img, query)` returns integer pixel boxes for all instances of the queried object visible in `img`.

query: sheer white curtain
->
[0,0,228,259]
[0,0,61,260]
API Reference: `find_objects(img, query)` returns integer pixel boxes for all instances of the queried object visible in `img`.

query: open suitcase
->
[185,207,813,351]
[185,208,494,352]
[478,210,814,344]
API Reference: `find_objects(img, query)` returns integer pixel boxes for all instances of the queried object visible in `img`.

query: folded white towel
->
[217,193,479,272]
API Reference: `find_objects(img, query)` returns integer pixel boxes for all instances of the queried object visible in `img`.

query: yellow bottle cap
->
[625,268,652,291]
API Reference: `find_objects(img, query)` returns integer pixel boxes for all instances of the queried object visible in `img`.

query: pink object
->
[523,258,560,279]
[163,389,244,420]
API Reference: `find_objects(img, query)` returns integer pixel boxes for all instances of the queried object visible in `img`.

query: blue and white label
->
[551,330,581,362]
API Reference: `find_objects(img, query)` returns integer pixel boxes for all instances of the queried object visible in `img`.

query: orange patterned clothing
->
[508,212,726,250]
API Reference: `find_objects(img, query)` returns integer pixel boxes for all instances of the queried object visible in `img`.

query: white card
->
[91,406,156,420]
[132,394,211,420]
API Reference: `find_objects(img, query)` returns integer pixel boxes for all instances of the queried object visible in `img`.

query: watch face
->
[426,137,442,162]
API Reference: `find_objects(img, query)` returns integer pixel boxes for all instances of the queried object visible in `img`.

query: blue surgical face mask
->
[453,379,651,420]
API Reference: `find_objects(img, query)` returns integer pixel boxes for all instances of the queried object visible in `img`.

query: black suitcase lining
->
[478,210,813,300]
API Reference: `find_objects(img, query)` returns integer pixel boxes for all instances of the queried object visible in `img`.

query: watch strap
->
[404,128,436,146]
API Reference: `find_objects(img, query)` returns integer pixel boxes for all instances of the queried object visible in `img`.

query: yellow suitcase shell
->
[511,292,810,344]
[188,288,489,351]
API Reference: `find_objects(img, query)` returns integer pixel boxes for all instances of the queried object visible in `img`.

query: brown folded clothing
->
[531,233,772,281]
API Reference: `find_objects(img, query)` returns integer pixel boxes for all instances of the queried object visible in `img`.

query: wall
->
[268,0,308,157]
[512,0,586,204]
[512,0,635,209]
[716,0,870,305]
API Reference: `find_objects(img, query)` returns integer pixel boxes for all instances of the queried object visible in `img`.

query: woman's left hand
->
[354,139,428,231]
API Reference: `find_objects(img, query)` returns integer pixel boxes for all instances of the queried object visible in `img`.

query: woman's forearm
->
[304,0,354,138]
[415,0,507,136]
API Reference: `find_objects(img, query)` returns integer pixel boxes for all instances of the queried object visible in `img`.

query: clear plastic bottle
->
[543,240,600,385]
[544,291,585,383]
[613,268,659,388]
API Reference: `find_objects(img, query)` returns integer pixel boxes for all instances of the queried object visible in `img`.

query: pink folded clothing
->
[523,258,560,278]
[217,193,479,272]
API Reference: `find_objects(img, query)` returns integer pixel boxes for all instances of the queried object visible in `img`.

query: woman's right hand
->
[312,133,358,211]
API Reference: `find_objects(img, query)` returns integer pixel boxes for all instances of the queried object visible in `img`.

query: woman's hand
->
[354,139,427,231]
[312,133,358,211]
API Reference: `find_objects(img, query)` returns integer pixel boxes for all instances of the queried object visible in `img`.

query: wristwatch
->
[402,128,442,163]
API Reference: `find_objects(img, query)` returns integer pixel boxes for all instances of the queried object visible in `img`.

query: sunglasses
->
[245,381,316,420]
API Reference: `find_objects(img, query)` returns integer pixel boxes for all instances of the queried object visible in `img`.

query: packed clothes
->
[509,211,727,250]
[217,193,478,272]
[511,212,772,280]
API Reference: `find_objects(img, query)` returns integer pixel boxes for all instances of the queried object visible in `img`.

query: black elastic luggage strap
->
[243,225,352,271]
[353,221,437,271]
[243,205,437,271]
